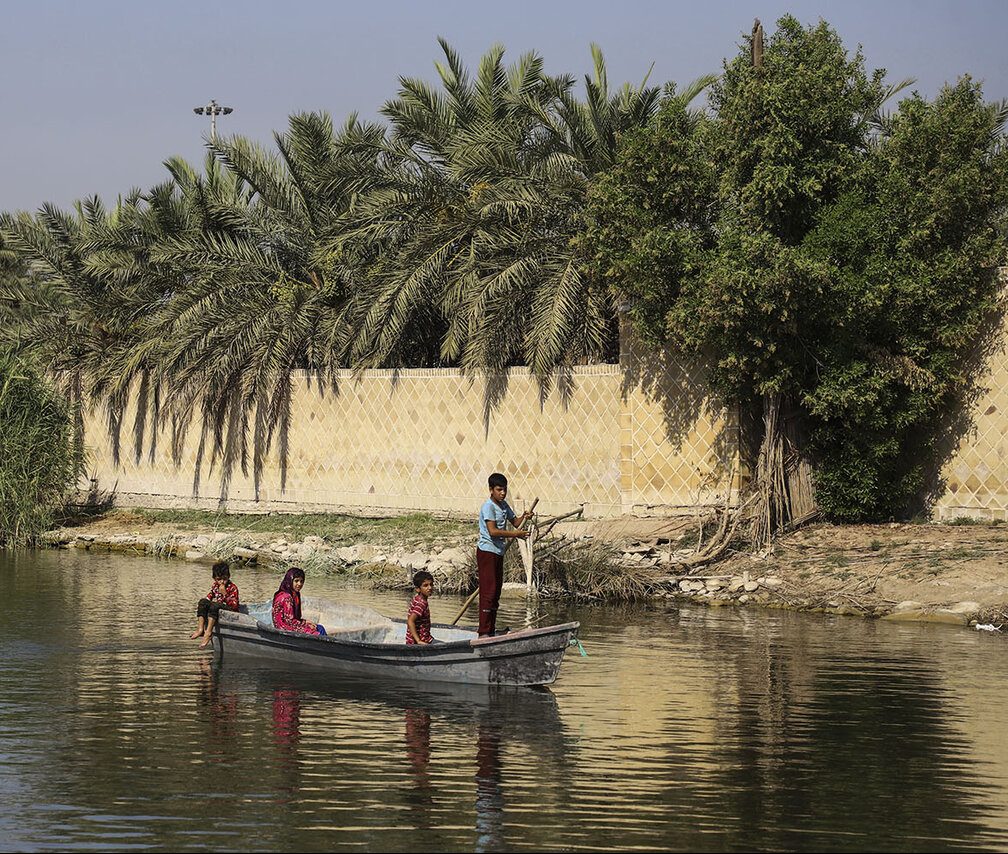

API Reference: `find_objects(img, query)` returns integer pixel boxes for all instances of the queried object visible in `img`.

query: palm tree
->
[0,197,150,466]
[336,40,714,396]
[132,113,379,501]
[2,43,715,505]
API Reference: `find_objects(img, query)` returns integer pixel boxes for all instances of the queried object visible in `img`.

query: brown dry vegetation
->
[547,515,1008,614]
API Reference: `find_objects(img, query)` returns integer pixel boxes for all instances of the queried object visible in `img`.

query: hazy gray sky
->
[2,0,1006,212]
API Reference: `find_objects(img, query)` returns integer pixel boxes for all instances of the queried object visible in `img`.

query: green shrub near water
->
[0,354,80,545]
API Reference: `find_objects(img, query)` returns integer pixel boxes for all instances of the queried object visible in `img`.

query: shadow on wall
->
[620,338,738,499]
[480,365,579,436]
[914,270,1008,519]
[482,370,511,436]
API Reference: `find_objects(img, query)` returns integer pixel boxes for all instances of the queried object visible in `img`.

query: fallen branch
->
[536,505,584,539]
[536,538,577,562]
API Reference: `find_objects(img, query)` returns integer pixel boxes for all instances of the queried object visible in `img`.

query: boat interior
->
[239,597,476,645]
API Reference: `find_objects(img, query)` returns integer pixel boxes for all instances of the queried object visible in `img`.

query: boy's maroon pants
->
[476,548,504,636]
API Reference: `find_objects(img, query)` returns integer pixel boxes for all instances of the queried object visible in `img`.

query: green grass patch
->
[823,553,851,569]
[122,508,472,546]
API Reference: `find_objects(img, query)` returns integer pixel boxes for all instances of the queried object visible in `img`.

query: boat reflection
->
[200,659,571,848]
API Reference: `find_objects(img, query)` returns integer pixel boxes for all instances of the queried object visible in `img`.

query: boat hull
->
[215,611,579,687]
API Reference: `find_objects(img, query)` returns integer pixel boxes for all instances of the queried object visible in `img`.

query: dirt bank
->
[716,520,1008,626]
[39,509,1008,630]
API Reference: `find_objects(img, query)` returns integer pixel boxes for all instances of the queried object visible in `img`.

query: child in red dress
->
[191,561,240,649]
[406,571,434,645]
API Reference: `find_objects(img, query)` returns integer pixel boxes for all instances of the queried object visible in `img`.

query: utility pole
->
[193,99,234,142]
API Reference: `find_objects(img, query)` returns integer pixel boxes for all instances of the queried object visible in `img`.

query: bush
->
[0,354,81,545]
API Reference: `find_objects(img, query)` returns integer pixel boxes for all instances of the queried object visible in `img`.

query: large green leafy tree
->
[805,79,1008,519]
[585,15,1008,525]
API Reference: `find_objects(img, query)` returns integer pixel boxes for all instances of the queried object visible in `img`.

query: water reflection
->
[195,657,571,850]
[197,659,240,756]
[404,706,433,828]
[4,550,1008,851]
[271,688,302,750]
[474,708,505,852]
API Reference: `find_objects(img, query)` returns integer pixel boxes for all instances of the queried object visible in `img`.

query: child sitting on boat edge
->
[191,560,239,649]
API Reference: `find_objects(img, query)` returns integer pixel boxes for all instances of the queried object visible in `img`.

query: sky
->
[2,0,1006,212]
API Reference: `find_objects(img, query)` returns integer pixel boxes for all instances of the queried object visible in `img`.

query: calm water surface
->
[2,548,1008,852]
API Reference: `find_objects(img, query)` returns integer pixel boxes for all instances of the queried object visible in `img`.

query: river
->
[2,548,1008,851]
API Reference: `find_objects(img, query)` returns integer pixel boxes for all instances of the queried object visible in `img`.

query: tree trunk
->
[750,394,817,550]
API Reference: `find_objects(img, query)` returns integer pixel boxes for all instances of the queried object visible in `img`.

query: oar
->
[451,497,539,626]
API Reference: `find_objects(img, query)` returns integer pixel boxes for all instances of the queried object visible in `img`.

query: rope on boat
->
[569,637,588,657]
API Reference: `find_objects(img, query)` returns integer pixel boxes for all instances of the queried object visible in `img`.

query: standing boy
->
[476,473,531,637]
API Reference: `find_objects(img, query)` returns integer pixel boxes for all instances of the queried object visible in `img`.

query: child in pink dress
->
[272,567,326,636]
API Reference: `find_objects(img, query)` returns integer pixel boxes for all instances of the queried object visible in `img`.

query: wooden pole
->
[451,497,539,626]
[450,587,482,628]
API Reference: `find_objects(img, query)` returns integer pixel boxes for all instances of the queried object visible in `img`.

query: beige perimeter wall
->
[934,276,1008,521]
[83,350,739,519]
[82,281,1008,521]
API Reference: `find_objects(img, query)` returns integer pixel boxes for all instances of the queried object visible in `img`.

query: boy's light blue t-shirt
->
[477,498,516,555]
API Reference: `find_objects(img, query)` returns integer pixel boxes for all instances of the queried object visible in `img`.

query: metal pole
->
[194,100,232,143]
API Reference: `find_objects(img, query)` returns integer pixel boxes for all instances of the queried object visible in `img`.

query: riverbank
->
[40,508,1008,628]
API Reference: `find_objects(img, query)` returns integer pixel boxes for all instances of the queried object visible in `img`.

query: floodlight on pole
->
[193,99,234,142]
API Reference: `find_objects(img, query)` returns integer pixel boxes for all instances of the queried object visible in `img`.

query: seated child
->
[191,561,240,649]
[406,570,434,645]
[272,566,326,636]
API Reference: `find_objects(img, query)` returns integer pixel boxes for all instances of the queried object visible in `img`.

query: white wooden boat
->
[215,598,580,687]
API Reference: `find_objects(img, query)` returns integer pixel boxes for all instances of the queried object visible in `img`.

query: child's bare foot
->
[198,635,213,650]
[189,630,202,640]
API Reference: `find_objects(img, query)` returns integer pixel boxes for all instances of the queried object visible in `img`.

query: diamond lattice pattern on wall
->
[83,362,738,518]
